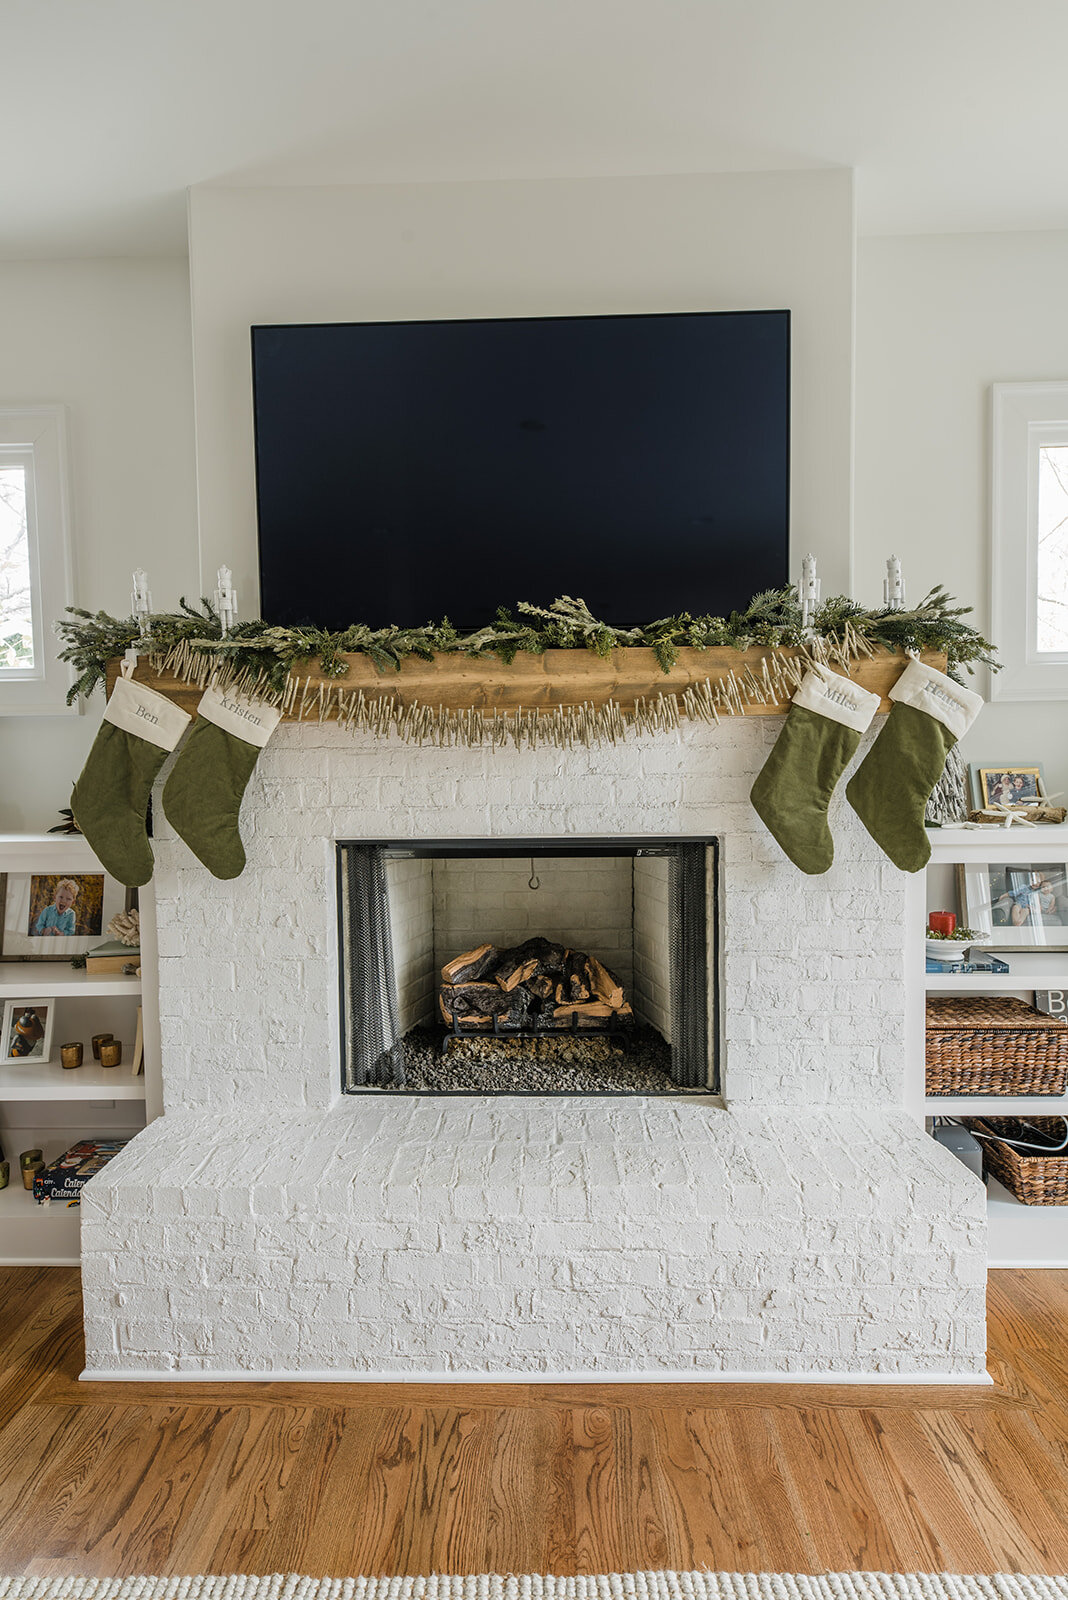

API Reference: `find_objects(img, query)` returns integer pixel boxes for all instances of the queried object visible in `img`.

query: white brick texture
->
[81,717,988,1379]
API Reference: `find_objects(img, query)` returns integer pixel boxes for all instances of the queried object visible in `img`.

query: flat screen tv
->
[251,309,789,630]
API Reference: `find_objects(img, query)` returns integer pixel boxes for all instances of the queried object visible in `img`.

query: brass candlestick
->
[61,1041,83,1070]
[91,1032,114,1061]
[0,1161,8,1191]
[99,1040,122,1068]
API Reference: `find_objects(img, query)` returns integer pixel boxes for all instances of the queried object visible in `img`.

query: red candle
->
[928,911,956,936]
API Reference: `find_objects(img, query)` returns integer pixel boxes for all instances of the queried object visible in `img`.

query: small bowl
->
[925,934,989,963]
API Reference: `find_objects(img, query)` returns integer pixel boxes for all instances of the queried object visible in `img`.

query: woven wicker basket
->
[962,1116,1068,1204]
[925,995,1068,1096]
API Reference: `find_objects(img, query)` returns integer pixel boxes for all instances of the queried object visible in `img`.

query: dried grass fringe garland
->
[157,626,876,749]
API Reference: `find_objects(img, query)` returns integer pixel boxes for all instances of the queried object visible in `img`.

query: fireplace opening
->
[337,838,718,1095]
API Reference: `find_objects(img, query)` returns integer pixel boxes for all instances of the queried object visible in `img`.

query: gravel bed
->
[373,1024,704,1094]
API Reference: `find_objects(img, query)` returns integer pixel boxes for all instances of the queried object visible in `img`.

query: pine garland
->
[55,587,997,707]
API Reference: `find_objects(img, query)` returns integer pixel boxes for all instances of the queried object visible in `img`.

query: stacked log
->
[439,936,633,1032]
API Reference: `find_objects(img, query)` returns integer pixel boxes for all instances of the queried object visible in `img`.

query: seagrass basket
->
[962,1116,1068,1205]
[925,996,1068,1097]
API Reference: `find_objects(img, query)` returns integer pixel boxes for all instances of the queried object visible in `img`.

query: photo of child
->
[5,1005,47,1059]
[25,874,104,940]
[1,870,120,961]
[991,867,1068,927]
[31,879,79,937]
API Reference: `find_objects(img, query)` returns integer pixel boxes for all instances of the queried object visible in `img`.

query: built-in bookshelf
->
[0,835,161,1265]
[914,824,1068,1266]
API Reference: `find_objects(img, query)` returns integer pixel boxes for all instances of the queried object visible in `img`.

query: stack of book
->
[925,953,1011,975]
[84,940,139,975]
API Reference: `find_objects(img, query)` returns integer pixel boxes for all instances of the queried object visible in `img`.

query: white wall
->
[0,259,198,831]
[856,230,1068,798]
[187,171,856,610]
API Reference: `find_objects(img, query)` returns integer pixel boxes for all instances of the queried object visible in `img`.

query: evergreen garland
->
[56,587,997,706]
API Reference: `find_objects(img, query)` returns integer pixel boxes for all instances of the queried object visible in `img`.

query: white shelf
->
[927,1093,1068,1114]
[0,961,140,998]
[0,1058,145,1100]
[0,834,115,872]
[927,823,1068,863]
[987,1175,1068,1266]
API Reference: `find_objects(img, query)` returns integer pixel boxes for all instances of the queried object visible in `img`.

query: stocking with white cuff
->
[70,675,192,887]
[846,657,983,872]
[161,684,281,880]
[750,668,881,875]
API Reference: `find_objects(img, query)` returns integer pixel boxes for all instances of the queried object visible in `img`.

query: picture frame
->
[0,870,124,962]
[0,999,56,1066]
[958,861,1068,950]
[969,763,1046,811]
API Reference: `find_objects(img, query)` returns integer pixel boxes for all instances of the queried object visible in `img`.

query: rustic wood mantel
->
[107,646,946,718]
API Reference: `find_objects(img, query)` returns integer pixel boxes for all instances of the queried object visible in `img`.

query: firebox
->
[337,838,718,1094]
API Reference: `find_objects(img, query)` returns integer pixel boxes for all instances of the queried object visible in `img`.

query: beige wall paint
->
[855,229,1068,799]
[0,259,197,830]
[187,170,856,610]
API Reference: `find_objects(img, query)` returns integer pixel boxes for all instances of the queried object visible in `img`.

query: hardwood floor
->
[1,1267,1067,1579]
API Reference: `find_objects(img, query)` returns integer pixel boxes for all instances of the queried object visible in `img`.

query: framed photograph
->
[970,764,1046,810]
[0,1000,56,1065]
[0,871,124,961]
[959,861,1068,949]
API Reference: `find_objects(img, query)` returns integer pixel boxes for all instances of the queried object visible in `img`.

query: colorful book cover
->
[33,1138,130,1206]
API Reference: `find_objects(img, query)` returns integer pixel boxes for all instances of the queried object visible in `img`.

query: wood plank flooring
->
[0,1267,1067,1579]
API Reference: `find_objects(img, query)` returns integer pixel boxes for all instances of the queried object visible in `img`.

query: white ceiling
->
[6,0,1068,257]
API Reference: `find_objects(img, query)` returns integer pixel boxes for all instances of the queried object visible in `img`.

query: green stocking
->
[71,675,192,887]
[750,669,880,874]
[161,684,281,879]
[846,657,982,872]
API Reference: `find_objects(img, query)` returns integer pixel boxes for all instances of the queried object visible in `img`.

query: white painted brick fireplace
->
[80,715,987,1380]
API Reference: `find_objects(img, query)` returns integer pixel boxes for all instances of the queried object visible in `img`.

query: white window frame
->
[992,380,1068,702]
[0,405,76,716]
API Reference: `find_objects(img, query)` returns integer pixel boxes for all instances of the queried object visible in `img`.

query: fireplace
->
[337,838,718,1094]
[78,718,988,1381]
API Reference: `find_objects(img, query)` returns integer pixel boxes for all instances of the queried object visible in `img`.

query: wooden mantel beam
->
[105,646,947,719]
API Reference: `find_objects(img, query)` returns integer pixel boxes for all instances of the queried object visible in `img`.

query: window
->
[0,406,76,715]
[991,381,1068,701]
[1036,442,1068,654]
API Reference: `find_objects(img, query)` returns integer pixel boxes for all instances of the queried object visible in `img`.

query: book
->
[131,1005,144,1076]
[925,954,1011,975]
[33,1139,130,1206]
[84,939,140,975]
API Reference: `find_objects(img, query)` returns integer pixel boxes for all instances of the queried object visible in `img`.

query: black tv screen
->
[252,310,790,630]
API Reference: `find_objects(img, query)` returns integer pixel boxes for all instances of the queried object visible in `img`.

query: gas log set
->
[438,937,634,1035]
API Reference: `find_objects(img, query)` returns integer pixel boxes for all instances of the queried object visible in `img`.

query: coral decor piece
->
[106,908,140,947]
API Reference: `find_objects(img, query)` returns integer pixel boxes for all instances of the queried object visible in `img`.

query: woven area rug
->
[0,1577,1067,1600]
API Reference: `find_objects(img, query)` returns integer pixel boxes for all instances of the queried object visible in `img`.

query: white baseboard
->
[0,1256,80,1268]
[988,1258,1068,1268]
[80,1365,994,1385]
